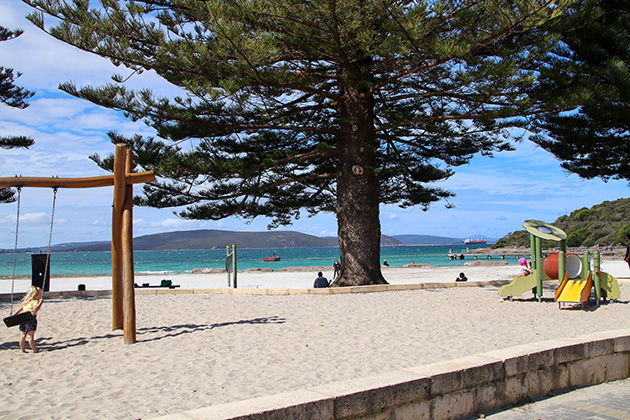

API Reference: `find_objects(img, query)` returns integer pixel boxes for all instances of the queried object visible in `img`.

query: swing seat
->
[3,312,34,328]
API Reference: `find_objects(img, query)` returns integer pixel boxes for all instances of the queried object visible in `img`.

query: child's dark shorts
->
[19,316,37,332]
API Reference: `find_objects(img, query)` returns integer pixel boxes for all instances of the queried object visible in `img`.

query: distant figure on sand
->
[383,259,389,266]
[12,286,44,353]
[517,258,532,277]
[333,259,341,279]
[456,272,467,282]
[625,234,630,269]
[313,272,330,288]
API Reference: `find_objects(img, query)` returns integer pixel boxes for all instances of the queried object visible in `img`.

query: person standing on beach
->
[333,259,341,280]
[625,234,630,269]
[314,272,330,288]
[12,286,44,353]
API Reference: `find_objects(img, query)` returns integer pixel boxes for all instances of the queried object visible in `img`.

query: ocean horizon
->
[0,244,494,277]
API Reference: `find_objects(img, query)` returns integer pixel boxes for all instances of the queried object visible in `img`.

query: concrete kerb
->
[152,329,630,420]
[0,279,513,300]
[4,275,628,302]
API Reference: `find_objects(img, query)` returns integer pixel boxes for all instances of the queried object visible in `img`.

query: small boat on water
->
[263,255,281,261]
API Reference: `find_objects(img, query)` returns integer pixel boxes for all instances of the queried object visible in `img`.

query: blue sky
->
[1,0,628,249]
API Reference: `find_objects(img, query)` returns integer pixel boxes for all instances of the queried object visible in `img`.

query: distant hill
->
[393,234,465,245]
[53,229,403,251]
[493,198,630,248]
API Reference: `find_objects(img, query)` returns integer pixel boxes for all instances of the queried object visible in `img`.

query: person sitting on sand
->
[313,272,330,288]
[383,259,389,266]
[456,272,467,282]
[517,257,532,277]
[12,286,44,353]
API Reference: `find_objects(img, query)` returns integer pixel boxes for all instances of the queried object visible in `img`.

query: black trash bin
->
[31,254,50,292]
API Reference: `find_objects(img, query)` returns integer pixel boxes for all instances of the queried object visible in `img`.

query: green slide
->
[599,272,621,300]
[499,270,538,299]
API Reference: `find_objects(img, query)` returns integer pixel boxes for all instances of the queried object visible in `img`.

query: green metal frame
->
[523,220,567,299]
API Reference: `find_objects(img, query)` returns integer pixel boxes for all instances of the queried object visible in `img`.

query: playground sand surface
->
[0,261,629,419]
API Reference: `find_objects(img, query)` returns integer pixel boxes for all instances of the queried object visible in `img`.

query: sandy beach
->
[1,261,629,419]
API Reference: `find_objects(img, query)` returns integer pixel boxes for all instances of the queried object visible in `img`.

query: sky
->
[1,0,628,249]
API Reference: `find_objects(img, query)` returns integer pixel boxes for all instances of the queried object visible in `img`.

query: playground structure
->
[499,220,620,308]
[0,144,155,343]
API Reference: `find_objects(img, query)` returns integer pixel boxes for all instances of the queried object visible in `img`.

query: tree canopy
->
[532,0,630,182]
[23,0,568,284]
[1,25,35,203]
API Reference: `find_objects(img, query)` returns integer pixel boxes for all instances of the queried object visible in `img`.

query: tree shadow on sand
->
[137,315,287,343]
[0,315,286,352]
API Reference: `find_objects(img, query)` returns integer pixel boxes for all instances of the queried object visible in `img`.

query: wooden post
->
[111,144,126,330]
[122,149,137,344]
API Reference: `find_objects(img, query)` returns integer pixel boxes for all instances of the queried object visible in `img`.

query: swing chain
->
[42,187,58,292]
[9,187,22,315]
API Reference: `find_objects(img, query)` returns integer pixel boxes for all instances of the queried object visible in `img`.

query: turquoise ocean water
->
[0,244,491,277]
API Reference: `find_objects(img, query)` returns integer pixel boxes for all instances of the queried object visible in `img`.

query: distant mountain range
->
[1,230,496,252]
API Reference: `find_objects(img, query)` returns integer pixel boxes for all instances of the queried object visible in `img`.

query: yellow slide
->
[555,271,593,305]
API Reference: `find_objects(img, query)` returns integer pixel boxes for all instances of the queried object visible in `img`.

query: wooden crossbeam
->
[0,172,155,188]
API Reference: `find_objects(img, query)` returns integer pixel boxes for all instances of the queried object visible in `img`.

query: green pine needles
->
[22,0,572,284]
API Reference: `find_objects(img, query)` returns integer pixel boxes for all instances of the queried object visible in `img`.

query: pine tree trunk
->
[331,76,387,287]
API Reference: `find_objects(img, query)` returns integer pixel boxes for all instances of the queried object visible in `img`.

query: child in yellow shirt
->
[12,286,44,353]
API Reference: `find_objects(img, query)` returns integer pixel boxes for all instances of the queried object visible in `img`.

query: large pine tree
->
[532,0,630,181]
[1,25,35,203]
[23,0,565,285]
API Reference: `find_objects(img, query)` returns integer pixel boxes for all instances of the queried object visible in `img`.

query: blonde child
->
[12,286,44,353]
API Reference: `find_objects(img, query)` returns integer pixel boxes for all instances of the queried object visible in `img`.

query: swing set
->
[0,144,155,344]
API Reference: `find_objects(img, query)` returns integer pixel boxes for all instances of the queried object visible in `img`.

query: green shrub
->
[567,228,591,247]
[614,224,630,244]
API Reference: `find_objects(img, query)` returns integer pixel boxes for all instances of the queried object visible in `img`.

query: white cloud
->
[160,218,195,228]
[4,212,48,225]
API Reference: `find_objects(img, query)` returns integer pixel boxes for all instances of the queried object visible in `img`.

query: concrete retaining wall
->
[154,329,630,420]
[0,279,513,301]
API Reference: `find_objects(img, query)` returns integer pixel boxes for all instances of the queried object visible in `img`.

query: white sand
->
[0,261,628,419]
